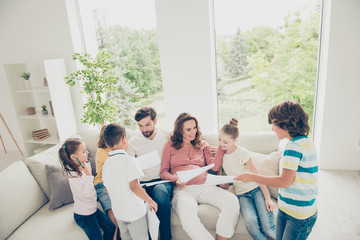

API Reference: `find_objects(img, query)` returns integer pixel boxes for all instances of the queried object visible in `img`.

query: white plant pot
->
[24,80,31,90]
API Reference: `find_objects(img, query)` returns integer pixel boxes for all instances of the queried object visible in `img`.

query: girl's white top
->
[68,162,97,215]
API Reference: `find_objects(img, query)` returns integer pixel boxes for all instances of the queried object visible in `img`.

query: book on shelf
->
[32,128,51,141]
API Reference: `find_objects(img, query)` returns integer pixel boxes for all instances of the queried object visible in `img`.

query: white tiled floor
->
[1,151,360,239]
[308,170,360,240]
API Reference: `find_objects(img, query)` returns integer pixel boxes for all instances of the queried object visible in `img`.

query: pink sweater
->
[160,140,221,185]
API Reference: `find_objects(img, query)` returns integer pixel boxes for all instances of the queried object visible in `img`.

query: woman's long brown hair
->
[170,112,202,150]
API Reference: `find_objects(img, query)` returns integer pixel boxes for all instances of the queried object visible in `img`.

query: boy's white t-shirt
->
[128,128,169,182]
[102,149,146,222]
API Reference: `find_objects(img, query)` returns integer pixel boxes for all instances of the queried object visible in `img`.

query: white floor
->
[1,151,360,239]
[308,170,360,240]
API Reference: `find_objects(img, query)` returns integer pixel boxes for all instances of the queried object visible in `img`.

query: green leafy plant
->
[20,72,30,80]
[65,50,119,126]
[41,105,47,111]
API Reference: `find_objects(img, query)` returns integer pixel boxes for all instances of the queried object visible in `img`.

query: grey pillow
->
[45,164,74,210]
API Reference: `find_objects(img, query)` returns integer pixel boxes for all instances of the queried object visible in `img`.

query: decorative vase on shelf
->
[42,109,48,115]
[20,72,31,90]
[24,80,31,90]
[41,105,48,115]
[26,107,36,115]
[43,77,48,87]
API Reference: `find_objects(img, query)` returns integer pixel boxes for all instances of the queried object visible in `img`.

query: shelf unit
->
[4,59,77,156]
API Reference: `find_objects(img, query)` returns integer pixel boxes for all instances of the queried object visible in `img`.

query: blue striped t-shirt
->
[278,136,318,219]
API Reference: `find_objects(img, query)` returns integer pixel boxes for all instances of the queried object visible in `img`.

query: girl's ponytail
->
[58,138,83,177]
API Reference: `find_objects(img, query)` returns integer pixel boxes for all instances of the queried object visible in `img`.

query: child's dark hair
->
[268,100,310,138]
[98,124,108,149]
[103,123,126,148]
[135,107,157,122]
[58,138,84,177]
[221,118,239,139]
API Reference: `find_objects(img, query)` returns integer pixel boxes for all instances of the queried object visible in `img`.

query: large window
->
[80,0,165,128]
[214,0,322,132]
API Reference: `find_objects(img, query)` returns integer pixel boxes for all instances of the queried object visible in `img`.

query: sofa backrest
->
[203,131,279,154]
[0,161,48,239]
[25,142,68,198]
[25,134,82,198]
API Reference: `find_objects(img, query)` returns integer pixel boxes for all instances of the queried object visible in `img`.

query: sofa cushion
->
[7,203,88,240]
[249,150,282,199]
[25,134,81,198]
[46,164,74,210]
[0,161,48,240]
[25,144,64,198]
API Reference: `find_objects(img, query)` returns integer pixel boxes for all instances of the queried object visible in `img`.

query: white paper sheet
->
[146,203,160,240]
[140,180,171,187]
[177,163,215,183]
[204,174,237,186]
[135,151,161,170]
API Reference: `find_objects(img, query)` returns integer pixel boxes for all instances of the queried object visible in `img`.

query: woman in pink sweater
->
[160,113,239,240]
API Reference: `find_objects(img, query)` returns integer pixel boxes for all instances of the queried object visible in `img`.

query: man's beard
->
[142,129,154,138]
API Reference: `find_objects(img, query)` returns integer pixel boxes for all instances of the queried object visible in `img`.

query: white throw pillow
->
[248,150,282,199]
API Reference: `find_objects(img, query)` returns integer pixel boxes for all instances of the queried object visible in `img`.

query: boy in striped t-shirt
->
[235,100,318,240]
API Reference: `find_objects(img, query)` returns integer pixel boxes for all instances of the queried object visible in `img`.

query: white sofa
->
[0,129,281,240]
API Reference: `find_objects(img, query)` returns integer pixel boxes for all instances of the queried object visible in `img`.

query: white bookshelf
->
[4,59,77,156]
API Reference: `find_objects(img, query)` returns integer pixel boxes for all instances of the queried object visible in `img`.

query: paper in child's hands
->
[135,151,160,170]
[177,163,215,182]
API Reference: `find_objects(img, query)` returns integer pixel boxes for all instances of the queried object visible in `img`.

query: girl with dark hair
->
[160,113,239,240]
[59,138,115,240]
[235,100,318,240]
[215,118,276,240]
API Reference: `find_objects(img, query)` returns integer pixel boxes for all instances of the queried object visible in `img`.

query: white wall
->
[0,0,85,152]
[314,0,360,169]
[155,0,219,133]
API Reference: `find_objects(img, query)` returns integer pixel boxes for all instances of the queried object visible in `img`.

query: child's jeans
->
[238,186,276,240]
[74,208,115,240]
[276,209,317,240]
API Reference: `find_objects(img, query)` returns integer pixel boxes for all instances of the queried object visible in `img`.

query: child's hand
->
[148,200,158,212]
[265,198,275,212]
[234,173,252,183]
[176,179,187,188]
[219,183,229,189]
[206,145,217,156]
[83,164,92,176]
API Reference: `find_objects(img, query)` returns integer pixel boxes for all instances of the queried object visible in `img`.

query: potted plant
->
[41,105,48,115]
[65,51,118,126]
[20,72,31,90]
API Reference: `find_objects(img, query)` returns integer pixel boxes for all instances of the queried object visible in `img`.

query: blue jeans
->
[94,182,112,212]
[74,208,116,240]
[144,181,173,240]
[276,209,317,240]
[238,186,276,240]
